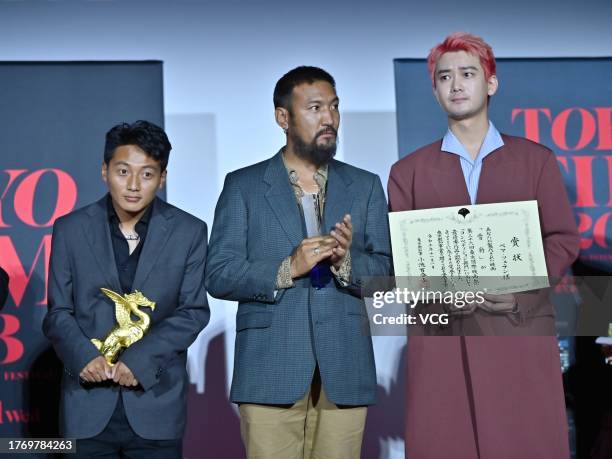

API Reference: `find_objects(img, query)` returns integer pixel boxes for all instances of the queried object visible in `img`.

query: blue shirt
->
[441,121,504,204]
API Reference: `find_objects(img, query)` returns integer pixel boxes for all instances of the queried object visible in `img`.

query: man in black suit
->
[43,120,210,458]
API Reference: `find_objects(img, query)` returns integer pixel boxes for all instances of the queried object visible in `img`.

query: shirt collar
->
[281,148,329,189]
[441,120,504,163]
[106,194,153,226]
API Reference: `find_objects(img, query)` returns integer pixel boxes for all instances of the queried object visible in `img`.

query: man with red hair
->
[388,32,578,458]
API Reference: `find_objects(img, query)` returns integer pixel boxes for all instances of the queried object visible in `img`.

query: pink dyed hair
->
[427,32,496,87]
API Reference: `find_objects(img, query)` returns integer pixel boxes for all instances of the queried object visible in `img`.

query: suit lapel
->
[83,197,122,292]
[476,141,517,204]
[264,151,304,247]
[132,197,174,292]
[323,161,354,233]
[431,149,472,206]
[427,137,516,207]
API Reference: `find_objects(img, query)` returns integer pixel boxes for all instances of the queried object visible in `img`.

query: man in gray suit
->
[43,121,209,458]
[206,66,391,458]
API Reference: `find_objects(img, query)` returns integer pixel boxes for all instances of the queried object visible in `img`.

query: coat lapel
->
[132,197,174,292]
[426,138,516,207]
[431,150,472,207]
[83,197,122,292]
[476,140,518,204]
[263,151,304,247]
[322,161,354,233]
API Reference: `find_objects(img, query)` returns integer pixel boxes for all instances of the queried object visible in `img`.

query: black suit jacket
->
[43,196,210,439]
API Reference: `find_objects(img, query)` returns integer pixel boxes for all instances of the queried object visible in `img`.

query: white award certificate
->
[389,200,549,294]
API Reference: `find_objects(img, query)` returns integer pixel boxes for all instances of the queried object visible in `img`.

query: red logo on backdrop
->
[0,168,77,365]
[0,315,23,365]
[512,107,612,253]
[0,169,77,228]
[512,108,611,150]
[0,399,41,424]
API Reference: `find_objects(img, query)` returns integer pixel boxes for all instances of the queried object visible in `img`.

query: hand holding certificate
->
[389,200,549,295]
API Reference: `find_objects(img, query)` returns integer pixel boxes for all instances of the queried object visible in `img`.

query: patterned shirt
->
[275,152,351,289]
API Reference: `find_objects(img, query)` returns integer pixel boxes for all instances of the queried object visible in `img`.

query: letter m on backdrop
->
[0,235,51,307]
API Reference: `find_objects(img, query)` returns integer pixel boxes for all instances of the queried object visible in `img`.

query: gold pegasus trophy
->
[91,288,156,365]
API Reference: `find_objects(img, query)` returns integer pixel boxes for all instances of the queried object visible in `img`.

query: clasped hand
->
[290,214,352,278]
[80,356,139,387]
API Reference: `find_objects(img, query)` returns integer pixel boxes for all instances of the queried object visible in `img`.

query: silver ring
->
[313,246,320,255]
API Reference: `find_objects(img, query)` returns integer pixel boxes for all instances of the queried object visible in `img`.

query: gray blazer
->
[206,152,391,406]
[43,197,210,439]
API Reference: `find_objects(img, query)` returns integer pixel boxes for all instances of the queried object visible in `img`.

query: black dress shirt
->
[107,196,153,294]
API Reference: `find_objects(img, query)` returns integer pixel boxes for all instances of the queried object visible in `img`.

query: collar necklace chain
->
[119,223,140,241]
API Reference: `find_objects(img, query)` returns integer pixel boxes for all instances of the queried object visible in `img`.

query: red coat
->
[388,134,579,459]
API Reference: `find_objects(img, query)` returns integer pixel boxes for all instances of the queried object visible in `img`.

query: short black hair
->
[273,66,336,110]
[104,120,172,171]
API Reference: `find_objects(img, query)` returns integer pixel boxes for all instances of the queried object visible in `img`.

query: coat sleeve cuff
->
[69,344,103,380]
[119,351,159,391]
[331,250,352,286]
[275,256,294,289]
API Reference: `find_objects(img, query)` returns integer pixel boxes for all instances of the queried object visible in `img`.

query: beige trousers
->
[239,369,367,459]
